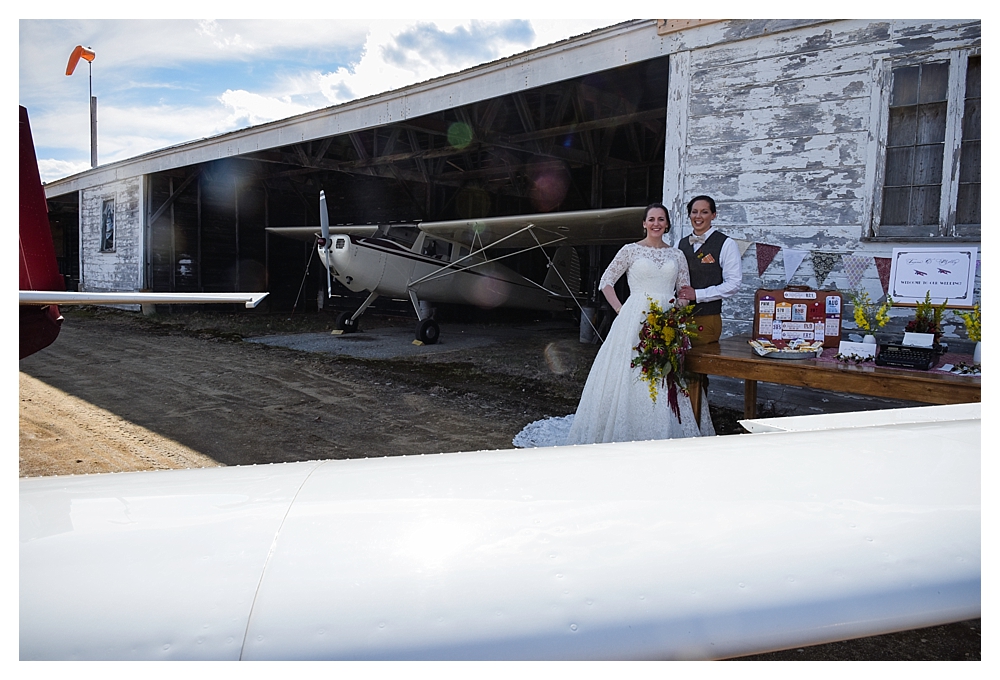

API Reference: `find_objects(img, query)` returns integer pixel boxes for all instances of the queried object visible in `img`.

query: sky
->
[19,15,629,183]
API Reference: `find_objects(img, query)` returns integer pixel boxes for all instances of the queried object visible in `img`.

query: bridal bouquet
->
[631,296,698,420]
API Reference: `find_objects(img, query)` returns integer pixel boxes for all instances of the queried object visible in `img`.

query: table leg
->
[744,379,757,419]
[689,374,703,423]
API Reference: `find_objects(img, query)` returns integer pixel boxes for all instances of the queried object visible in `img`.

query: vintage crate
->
[752,287,844,349]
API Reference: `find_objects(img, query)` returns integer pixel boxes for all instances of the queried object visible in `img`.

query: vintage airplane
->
[268,195,645,344]
[18,106,267,359]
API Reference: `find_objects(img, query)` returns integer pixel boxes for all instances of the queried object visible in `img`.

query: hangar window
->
[100,198,115,252]
[873,52,980,239]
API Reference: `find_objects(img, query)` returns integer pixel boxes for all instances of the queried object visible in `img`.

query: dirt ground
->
[18,306,979,661]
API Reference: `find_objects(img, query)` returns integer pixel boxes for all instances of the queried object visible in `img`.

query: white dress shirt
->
[690,227,742,304]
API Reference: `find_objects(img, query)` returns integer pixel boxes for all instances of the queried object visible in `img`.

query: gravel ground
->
[18,306,980,661]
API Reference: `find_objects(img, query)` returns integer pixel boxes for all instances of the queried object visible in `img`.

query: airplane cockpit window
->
[384,225,420,249]
[422,237,452,261]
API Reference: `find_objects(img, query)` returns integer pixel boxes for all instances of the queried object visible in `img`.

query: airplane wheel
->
[416,318,440,345]
[336,311,359,333]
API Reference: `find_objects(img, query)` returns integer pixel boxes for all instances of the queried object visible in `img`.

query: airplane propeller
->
[319,190,332,299]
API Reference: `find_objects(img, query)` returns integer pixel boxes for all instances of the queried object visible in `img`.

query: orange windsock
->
[65,45,96,76]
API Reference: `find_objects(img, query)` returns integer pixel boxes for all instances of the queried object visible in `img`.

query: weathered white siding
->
[663,19,981,341]
[80,177,144,293]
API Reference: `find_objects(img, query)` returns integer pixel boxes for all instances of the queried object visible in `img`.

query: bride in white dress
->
[514,204,714,447]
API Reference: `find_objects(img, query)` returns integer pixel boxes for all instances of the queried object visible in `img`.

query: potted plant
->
[958,303,981,364]
[848,289,893,343]
[905,292,948,351]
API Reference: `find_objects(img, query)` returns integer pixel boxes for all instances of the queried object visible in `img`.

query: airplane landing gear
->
[336,311,360,333]
[415,318,440,345]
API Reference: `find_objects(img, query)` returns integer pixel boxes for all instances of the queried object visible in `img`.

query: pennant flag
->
[841,254,871,289]
[782,248,808,285]
[733,238,753,258]
[756,243,780,277]
[874,257,893,297]
[812,251,839,288]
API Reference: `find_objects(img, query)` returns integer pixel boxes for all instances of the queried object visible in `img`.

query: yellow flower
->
[959,303,981,342]
[661,327,676,344]
[853,304,870,331]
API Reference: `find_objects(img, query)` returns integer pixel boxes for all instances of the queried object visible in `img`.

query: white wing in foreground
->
[19,404,979,660]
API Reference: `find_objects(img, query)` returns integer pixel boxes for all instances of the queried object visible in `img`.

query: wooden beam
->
[148,170,200,226]
[509,108,665,144]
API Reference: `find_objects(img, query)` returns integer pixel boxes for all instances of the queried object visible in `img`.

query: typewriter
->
[875,342,939,370]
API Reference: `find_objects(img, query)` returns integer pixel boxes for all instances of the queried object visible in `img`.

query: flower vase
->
[863,334,876,345]
[973,341,981,365]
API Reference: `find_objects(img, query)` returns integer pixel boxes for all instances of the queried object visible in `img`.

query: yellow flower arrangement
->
[849,289,893,332]
[958,303,980,342]
[631,296,698,420]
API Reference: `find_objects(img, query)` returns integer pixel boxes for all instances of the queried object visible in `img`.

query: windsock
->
[65,45,95,76]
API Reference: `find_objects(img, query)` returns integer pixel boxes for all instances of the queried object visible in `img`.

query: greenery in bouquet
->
[848,288,893,333]
[631,296,698,420]
[906,291,948,340]
[958,303,980,342]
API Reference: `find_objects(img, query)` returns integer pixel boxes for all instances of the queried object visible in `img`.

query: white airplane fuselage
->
[321,232,572,312]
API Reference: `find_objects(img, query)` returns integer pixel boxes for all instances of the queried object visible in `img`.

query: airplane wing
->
[265,225,380,242]
[266,207,647,248]
[20,405,979,660]
[19,291,269,309]
[417,206,646,248]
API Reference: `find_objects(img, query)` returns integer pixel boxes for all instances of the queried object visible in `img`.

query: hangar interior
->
[49,55,670,314]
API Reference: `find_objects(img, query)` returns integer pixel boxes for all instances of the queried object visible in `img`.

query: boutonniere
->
[700,253,717,264]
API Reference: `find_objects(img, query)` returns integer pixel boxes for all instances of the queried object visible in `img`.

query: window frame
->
[865,48,980,241]
[100,197,116,253]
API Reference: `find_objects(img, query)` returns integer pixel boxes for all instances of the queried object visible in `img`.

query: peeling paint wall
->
[80,177,143,293]
[663,19,981,347]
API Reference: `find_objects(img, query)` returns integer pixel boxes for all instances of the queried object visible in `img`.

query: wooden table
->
[686,336,981,420]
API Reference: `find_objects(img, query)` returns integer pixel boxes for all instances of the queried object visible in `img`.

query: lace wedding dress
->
[513,244,715,448]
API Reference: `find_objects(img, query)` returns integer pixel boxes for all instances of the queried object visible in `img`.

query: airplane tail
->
[542,245,581,297]
[20,106,65,359]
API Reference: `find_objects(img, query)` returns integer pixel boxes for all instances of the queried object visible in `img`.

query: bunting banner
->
[782,248,808,285]
[755,243,780,277]
[812,252,839,288]
[874,257,893,297]
[841,254,871,290]
[733,238,753,258]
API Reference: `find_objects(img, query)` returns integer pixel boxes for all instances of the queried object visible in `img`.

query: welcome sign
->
[888,247,978,307]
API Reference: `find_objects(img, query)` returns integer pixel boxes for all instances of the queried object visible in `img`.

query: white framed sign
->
[887,247,978,307]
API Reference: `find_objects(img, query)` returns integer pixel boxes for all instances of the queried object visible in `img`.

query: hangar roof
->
[43,19,827,199]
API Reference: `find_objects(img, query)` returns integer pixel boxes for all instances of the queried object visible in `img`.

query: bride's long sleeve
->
[598,245,633,290]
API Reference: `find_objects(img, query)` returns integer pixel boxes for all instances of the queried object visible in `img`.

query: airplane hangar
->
[43,20,676,314]
[42,18,981,338]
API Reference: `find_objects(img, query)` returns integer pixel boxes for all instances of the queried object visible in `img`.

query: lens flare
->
[527,162,570,212]
[447,122,473,149]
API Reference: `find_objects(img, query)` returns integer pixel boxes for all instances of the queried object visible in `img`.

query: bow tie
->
[689,234,707,246]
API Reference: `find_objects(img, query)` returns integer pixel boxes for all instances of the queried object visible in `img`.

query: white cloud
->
[38,159,92,183]
[218,89,316,128]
